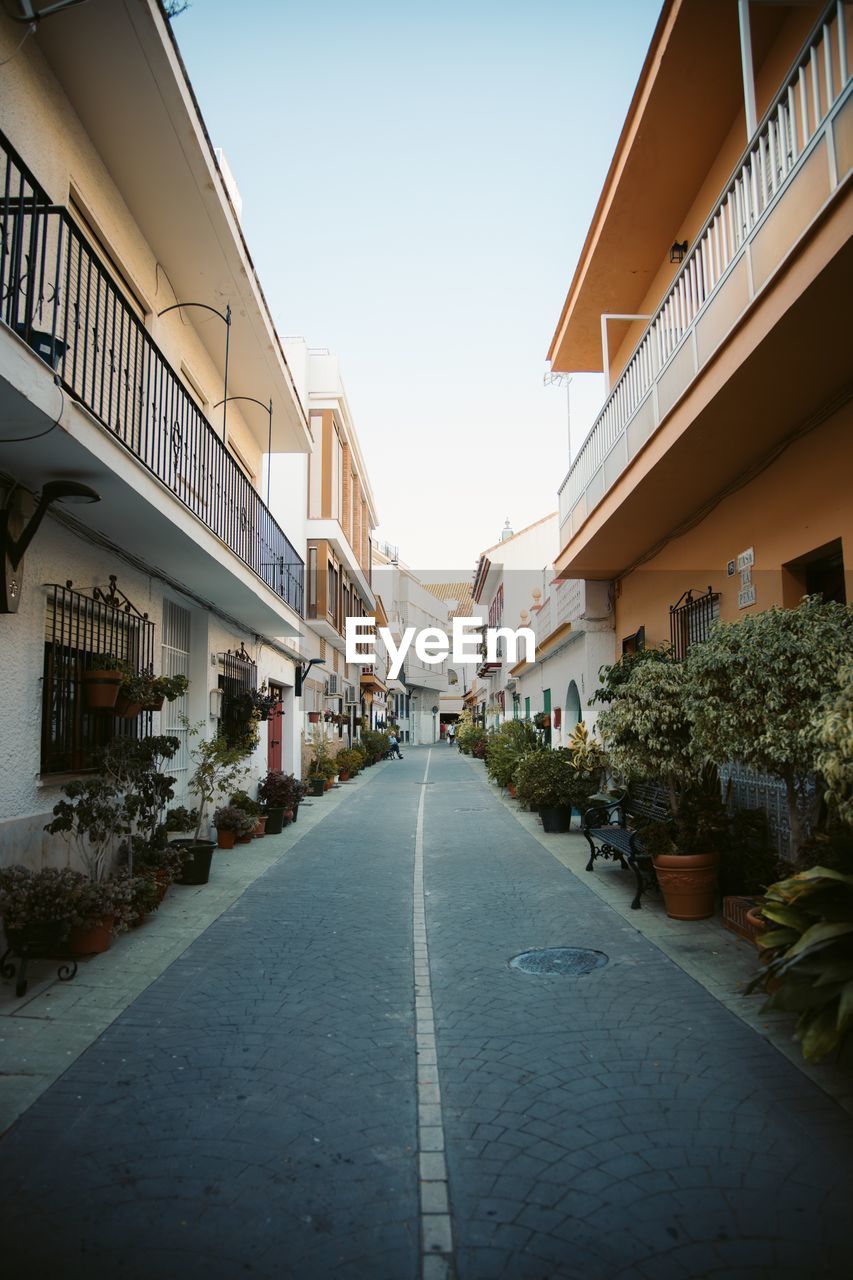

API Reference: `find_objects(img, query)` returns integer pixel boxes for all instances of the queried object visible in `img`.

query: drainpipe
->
[738,0,758,138]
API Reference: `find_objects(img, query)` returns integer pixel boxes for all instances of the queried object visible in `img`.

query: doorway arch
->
[565,680,582,733]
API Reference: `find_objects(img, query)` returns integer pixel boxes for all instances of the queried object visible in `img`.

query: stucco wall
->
[613,400,852,649]
[0,513,298,871]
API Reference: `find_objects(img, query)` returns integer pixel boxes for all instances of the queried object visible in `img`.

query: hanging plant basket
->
[83,668,122,711]
[307,711,321,724]
[115,693,143,718]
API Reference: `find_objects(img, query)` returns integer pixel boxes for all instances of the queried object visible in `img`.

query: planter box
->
[722,895,762,942]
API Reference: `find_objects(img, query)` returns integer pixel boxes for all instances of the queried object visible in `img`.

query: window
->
[543,688,551,714]
[68,188,149,320]
[328,560,340,628]
[227,437,256,488]
[524,696,530,721]
[622,625,645,656]
[41,579,154,775]
[669,590,719,660]
[307,546,318,617]
[784,539,846,606]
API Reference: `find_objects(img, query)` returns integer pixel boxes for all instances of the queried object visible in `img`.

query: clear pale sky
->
[172,0,661,572]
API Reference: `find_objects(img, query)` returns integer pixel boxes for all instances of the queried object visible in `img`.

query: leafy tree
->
[687,597,853,860]
[589,645,673,706]
[817,660,853,828]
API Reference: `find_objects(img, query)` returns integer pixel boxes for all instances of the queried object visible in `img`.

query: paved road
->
[1,746,851,1278]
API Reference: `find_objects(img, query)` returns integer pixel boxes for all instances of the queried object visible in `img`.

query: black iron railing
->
[669,587,720,660]
[0,131,304,617]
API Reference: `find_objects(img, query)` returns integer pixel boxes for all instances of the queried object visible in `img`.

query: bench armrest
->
[582,797,626,829]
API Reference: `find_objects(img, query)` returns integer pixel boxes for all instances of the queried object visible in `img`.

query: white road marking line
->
[414,749,453,1278]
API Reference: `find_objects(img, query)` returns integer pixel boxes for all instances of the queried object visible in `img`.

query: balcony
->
[558,3,851,556]
[0,131,303,619]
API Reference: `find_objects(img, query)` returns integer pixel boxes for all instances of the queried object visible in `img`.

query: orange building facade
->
[549,0,851,657]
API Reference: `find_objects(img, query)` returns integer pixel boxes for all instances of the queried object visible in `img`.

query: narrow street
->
[1,749,851,1280]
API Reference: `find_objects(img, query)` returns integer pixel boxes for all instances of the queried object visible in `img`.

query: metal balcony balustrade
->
[558,0,851,539]
[0,131,304,616]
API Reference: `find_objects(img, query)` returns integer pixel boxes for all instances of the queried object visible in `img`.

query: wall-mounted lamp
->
[209,686,224,719]
[670,240,688,264]
[294,657,324,698]
[1,479,100,613]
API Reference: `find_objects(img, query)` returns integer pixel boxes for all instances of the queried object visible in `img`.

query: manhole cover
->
[509,947,608,976]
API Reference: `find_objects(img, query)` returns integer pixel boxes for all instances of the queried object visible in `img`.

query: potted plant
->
[307,710,321,724]
[140,672,189,712]
[176,723,252,884]
[533,711,551,731]
[122,872,163,927]
[0,865,78,956]
[514,749,586,832]
[213,804,256,849]
[137,828,186,901]
[334,748,362,781]
[257,771,290,833]
[598,656,725,919]
[485,720,540,790]
[747,866,853,1062]
[687,597,853,861]
[45,776,131,882]
[82,653,124,711]
[66,875,131,955]
[229,789,265,838]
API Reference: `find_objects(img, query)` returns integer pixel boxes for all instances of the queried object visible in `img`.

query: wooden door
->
[267,683,284,772]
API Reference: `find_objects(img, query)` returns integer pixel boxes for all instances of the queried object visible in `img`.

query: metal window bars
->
[41,578,155,774]
[219,643,258,750]
[669,587,721,660]
[0,129,304,618]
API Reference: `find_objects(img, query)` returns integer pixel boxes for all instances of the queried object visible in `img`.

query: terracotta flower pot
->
[507,783,517,798]
[69,916,114,956]
[237,833,253,844]
[307,712,320,724]
[82,669,122,711]
[142,693,165,712]
[253,815,268,838]
[217,829,237,849]
[338,770,351,782]
[654,851,719,920]
[115,692,142,718]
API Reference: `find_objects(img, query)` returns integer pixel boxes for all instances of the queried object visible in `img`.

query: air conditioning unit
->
[325,674,339,696]
[344,683,358,705]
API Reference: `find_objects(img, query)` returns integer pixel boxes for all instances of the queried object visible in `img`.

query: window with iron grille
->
[41,578,154,774]
[219,644,258,749]
[669,588,720,660]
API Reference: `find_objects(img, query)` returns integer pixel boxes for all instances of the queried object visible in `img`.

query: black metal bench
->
[581,783,671,909]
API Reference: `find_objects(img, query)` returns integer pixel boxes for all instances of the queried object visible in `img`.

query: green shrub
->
[749,866,853,1062]
[485,720,540,787]
[515,749,592,810]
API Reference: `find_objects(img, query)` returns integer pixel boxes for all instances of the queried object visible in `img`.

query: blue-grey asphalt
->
[0,746,851,1279]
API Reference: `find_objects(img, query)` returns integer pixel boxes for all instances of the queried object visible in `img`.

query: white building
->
[372,548,454,745]
[277,341,378,766]
[0,1,310,865]
[470,516,558,726]
[512,575,615,742]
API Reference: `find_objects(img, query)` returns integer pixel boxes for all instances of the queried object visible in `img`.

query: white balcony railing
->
[558,0,850,541]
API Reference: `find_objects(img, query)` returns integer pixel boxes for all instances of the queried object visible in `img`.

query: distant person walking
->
[389,732,403,759]
[447,724,455,747]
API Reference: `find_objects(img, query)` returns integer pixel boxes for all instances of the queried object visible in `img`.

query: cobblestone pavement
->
[1,747,852,1279]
